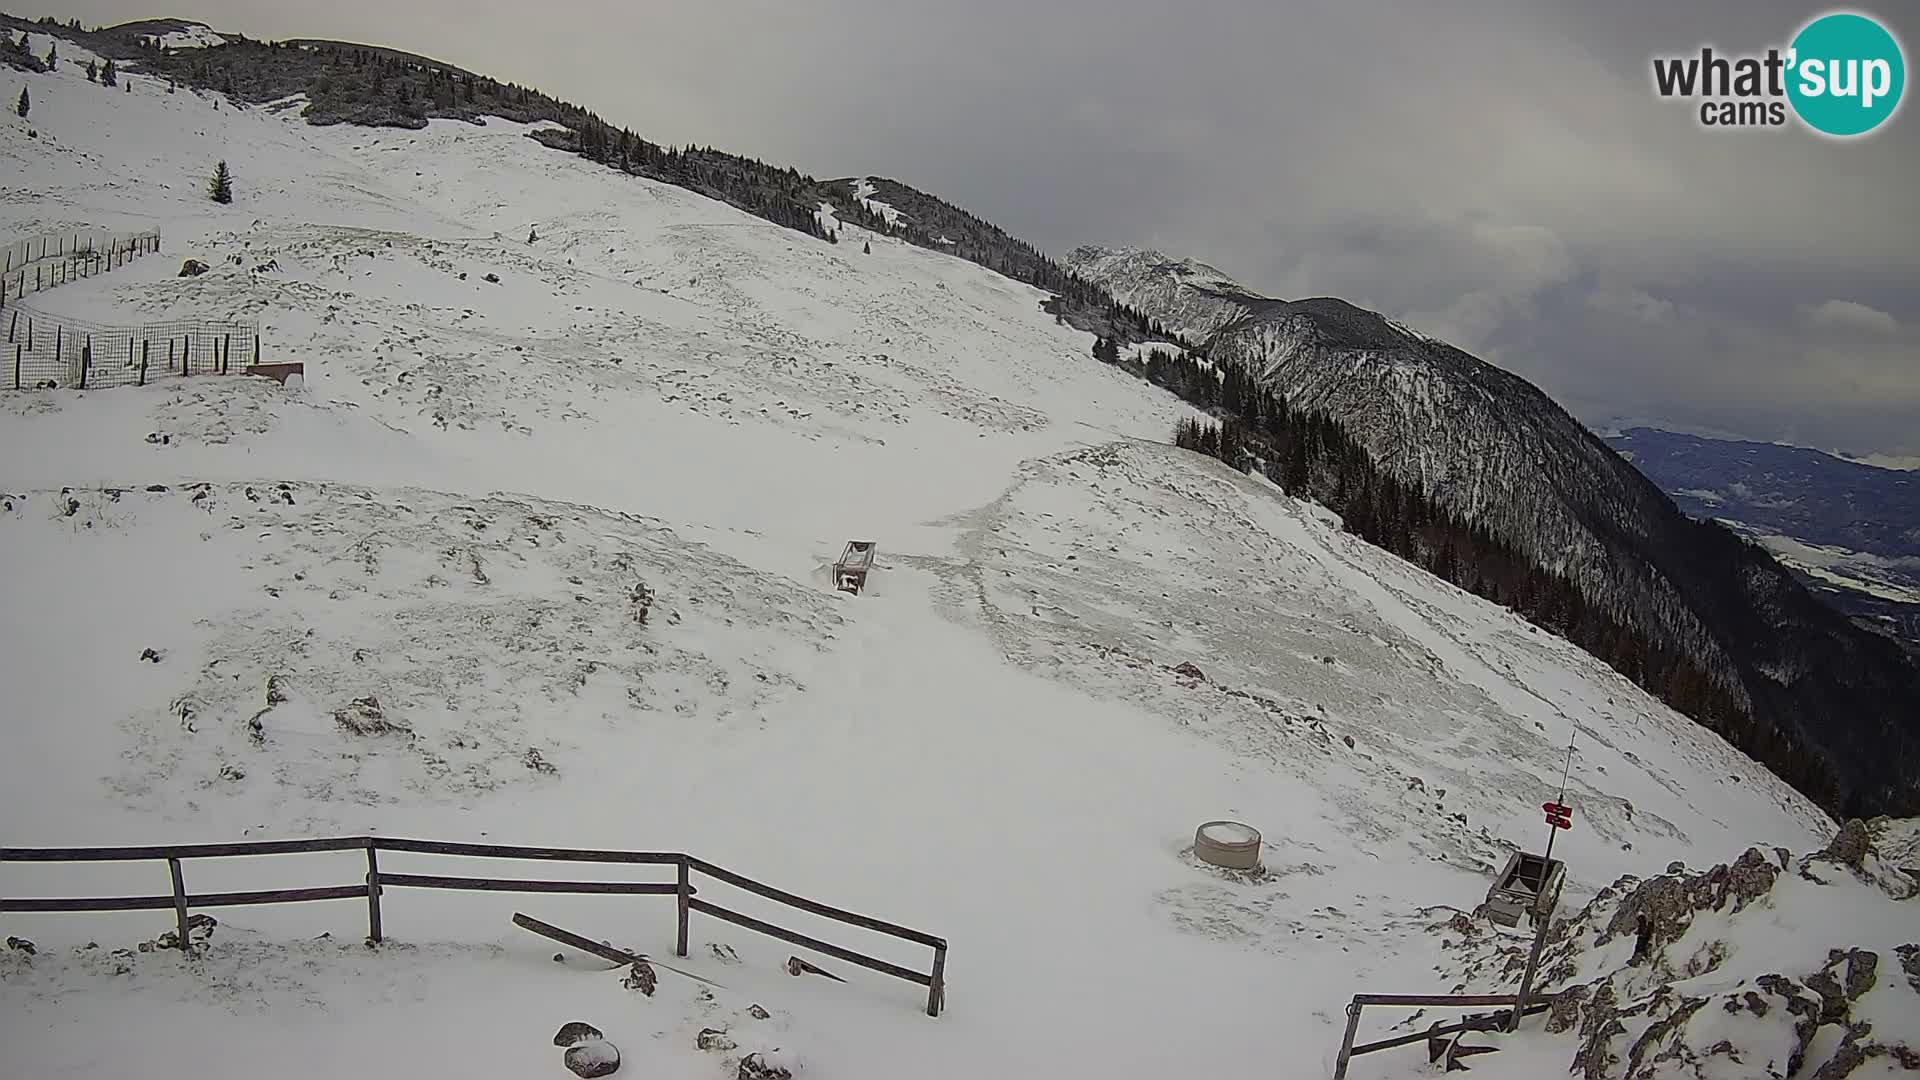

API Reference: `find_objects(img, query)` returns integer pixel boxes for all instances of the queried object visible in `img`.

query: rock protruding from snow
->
[737,1052,793,1080]
[620,960,656,996]
[552,1022,603,1047]
[563,1039,620,1077]
[1438,820,1920,1080]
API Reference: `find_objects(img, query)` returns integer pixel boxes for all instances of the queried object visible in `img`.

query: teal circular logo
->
[1787,12,1905,136]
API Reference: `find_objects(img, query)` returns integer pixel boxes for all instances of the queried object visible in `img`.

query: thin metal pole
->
[1508,879,1561,1032]
[1512,735,1576,1031]
[1544,737,1573,865]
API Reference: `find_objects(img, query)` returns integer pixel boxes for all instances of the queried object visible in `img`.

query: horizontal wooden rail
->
[1350,993,1520,1007]
[0,836,370,862]
[1332,992,1550,1078]
[1347,1002,1549,1057]
[375,838,682,864]
[378,872,684,896]
[688,897,932,986]
[686,856,945,949]
[2,884,369,913]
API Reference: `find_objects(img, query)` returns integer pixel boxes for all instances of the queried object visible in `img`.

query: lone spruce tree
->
[209,160,234,204]
[15,85,28,119]
[102,59,117,87]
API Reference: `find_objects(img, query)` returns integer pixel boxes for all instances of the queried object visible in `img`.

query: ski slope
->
[0,37,1844,1080]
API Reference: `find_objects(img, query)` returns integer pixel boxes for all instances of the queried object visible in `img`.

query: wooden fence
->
[0,229,162,309]
[0,836,947,1016]
[1330,992,1551,1078]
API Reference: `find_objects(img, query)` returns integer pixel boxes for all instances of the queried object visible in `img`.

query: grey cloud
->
[1804,299,1899,336]
[31,0,1920,454]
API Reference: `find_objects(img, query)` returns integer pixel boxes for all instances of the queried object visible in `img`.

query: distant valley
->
[1607,427,1920,646]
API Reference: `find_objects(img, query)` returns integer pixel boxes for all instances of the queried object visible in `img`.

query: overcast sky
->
[28,1,1920,455]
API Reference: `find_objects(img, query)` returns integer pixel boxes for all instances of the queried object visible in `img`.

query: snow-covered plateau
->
[2,34,1905,1080]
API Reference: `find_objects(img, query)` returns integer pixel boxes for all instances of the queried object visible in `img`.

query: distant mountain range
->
[1606,427,1920,643]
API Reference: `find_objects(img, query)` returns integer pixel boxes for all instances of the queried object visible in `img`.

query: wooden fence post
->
[167,857,192,953]
[12,343,19,390]
[927,944,947,1017]
[365,842,384,943]
[253,336,260,367]
[139,339,149,386]
[53,324,61,365]
[6,310,13,344]
[676,858,691,958]
[167,338,176,373]
[223,333,232,374]
[1332,1000,1363,1080]
[80,339,90,389]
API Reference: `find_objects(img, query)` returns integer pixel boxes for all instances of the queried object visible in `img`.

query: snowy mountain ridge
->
[0,21,1897,1080]
[1065,243,1259,342]
[1066,246,1920,821]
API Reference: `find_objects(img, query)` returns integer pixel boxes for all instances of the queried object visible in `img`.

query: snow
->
[0,46,1848,1080]
[1199,822,1259,845]
[1741,529,1920,603]
[850,178,904,227]
[156,24,227,50]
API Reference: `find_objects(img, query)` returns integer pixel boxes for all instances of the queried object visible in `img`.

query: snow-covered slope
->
[1065,248,1920,822]
[0,35,1857,1080]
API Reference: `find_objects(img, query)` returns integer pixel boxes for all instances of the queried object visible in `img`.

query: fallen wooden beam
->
[788,954,847,982]
[511,912,726,988]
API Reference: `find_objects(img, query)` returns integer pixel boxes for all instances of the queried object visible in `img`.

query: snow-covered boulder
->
[563,1039,620,1077]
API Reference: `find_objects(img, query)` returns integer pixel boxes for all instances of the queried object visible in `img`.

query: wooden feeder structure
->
[833,541,877,595]
[1484,850,1566,929]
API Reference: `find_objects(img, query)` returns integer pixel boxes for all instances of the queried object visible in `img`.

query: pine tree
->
[15,85,27,119]
[101,59,117,87]
[862,240,871,254]
[86,59,97,82]
[209,160,234,204]
[45,42,56,71]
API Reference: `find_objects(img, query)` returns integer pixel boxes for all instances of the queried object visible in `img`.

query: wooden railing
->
[1331,993,1550,1078]
[0,836,947,1016]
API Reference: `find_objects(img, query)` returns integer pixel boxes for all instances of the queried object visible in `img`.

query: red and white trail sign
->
[1542,801,1573,829]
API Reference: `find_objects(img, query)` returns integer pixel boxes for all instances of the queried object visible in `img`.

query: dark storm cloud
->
[35,0,1920,454]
